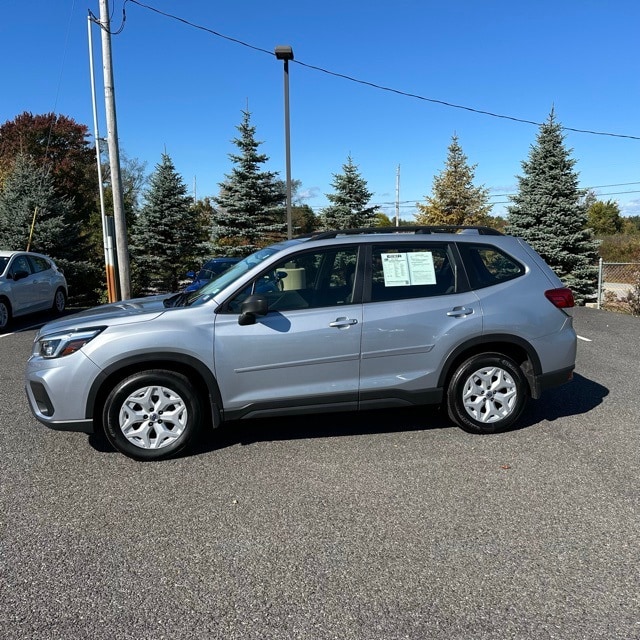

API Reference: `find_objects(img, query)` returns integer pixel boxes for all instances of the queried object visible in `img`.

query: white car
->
[0,250,67,332]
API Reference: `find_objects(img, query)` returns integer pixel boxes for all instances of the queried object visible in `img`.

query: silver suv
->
[25,227,577,460]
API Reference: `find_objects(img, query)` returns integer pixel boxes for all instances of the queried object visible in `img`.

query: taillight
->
[545,287,575,308]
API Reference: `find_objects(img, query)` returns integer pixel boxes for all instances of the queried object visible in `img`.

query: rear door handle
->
[447,306,474,318]
[329,317,358,329]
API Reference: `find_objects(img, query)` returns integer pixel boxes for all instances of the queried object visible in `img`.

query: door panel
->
[214,305,362,414]
[360,292,482,398]
[8,255,37,314]
[214,245,362,416]
[359,242,483,402]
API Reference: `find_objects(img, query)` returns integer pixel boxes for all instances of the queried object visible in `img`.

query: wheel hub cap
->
[118,385,187,450]
[462,366,518,424]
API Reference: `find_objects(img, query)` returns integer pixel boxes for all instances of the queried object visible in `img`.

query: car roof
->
[292,226,509,249]
[0,250,51,258]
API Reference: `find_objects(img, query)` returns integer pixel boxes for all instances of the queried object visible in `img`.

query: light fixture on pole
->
[275,45,294,239]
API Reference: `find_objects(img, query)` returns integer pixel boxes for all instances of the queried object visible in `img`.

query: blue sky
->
[2,0,639,220]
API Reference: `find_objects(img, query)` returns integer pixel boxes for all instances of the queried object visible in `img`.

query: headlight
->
[33,327,105,359]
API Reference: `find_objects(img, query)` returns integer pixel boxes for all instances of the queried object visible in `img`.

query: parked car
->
[184,257,240,292]
[25,226,576,460]
[0,250,67,332]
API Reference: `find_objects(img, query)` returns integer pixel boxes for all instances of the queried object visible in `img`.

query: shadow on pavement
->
[516,373,608,429]
[88,372,608,459]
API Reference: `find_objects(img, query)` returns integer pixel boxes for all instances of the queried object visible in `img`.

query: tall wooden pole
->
[98,0,131,299]
[88,12,118,302]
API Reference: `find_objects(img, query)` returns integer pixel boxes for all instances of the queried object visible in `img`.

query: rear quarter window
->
[459,244,525,290]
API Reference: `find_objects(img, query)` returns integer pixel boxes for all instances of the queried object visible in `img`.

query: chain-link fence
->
[596,259,640,309]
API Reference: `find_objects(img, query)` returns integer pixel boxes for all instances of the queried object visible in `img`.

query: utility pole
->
[98,0,131,299]
[395,164,401,227]
[88,12,118,302]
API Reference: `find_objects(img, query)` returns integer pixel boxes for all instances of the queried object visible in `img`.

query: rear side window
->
[459,244,524,290]
[370,244,456,302]
[28,256,51,274]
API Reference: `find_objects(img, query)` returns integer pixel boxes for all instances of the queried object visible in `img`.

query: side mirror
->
[186,270,196,280]
[238,294,269,326]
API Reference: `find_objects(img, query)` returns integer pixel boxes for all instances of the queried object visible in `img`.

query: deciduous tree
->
[587,199,624,235]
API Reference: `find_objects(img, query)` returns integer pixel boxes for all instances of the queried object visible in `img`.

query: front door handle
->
[447,306,474,318]
[329,317,358,329]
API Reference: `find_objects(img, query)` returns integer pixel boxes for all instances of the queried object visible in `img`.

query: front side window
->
[10,255,32,277]
[370,244,456,302]
[226,246,359,313]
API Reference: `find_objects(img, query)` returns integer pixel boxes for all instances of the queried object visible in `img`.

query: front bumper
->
[25,351,101,433]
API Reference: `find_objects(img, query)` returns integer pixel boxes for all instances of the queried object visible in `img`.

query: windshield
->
[184,246,283,307]
[0,257,8,276]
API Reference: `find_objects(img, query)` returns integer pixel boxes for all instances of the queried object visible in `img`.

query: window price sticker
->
[381,252,436,287]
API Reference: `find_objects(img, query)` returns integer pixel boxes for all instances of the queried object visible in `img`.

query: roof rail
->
[307,225,504,240]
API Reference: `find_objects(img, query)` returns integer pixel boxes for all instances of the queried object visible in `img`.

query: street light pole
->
[275,45,294,240]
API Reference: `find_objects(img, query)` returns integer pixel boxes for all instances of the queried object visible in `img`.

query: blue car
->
[184,257,240,293]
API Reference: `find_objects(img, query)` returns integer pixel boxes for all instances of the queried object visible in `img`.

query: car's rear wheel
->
[102,370,202,460]
[0,298,11,333]
[52,288,66,314]
[447,353,528,434]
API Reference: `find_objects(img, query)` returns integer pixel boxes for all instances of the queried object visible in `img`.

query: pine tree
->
[415,134,492,226]
[506,111,599,304]
[214,110,286,256]
[130,153,206,293]
[0,113,102,302]
[0,153,86,290]
[320,155,375,229]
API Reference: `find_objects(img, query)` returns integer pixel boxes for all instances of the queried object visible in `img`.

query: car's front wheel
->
[102,370,202,460]
[446,353,528,434]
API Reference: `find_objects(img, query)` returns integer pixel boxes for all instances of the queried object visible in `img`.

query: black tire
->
[0,298,11,333]
[102,370,202,461]
[52,288,66,315]
[446,353,528,434]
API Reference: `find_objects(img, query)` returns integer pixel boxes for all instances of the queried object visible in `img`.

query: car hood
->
[38,294,171,334]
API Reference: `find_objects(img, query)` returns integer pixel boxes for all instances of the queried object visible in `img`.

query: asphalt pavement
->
[1,307,638,639]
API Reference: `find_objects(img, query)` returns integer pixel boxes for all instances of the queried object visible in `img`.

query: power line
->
[124,0,640,141]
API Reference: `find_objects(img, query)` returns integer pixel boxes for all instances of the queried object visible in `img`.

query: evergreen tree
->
[0,154,86,293]
[213,110,286,256]
[506,110,599,304]
[1,112,102,301]
[130,153,206,294]
[416,134,492,226]
[320,155,375,229]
